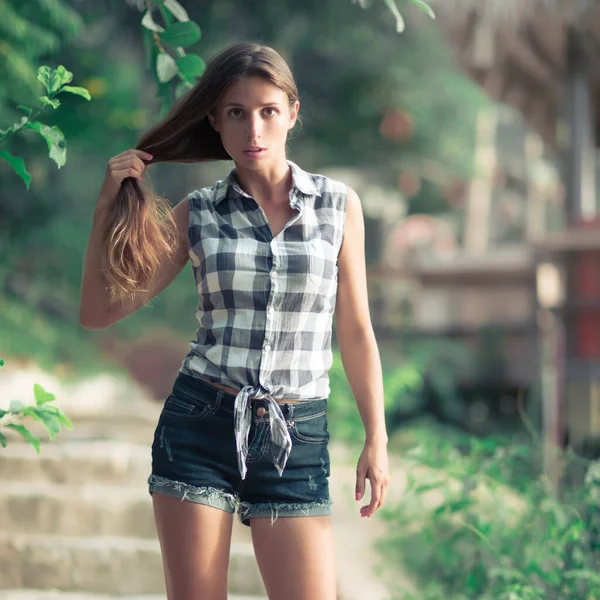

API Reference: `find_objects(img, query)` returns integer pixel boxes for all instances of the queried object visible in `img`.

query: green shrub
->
[375,422,600,600]
[0,358,73,451]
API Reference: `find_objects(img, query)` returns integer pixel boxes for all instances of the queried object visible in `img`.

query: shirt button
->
[264,343,271,352]
[268,306,274,314]
[270,270,276,279]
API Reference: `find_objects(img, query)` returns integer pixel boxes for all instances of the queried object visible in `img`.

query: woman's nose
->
[247,115,263,138]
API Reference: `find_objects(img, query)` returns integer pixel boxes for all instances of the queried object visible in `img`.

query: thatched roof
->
[429,0,600,148]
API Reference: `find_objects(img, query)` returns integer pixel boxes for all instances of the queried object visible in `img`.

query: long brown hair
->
[102,42,299,304]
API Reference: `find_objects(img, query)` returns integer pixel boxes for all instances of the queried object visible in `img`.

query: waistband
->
[172,372,327,480]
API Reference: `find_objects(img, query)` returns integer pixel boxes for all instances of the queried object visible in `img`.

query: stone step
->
[0,592,267,600]
[0,440,151,486]
[0,481,251,544]
[0,533,266,597]
[1,413,159,446]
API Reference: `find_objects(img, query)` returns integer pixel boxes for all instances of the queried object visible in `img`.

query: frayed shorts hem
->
[148,474,332,527]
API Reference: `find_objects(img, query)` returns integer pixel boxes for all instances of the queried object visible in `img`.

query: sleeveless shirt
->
[179,159,347,479]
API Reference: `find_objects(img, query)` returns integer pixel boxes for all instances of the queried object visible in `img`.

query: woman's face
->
[210,75,299,168]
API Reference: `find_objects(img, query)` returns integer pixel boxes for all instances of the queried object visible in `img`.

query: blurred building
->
[367,0,600,481]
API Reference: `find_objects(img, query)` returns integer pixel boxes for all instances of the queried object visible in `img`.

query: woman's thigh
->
[152,493,234,600]
[250,514,337,600]
[240,399,336,599]
[147,375,241,599]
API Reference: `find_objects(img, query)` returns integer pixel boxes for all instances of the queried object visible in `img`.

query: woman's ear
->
[208,113,219,131]
[288,100,300,129]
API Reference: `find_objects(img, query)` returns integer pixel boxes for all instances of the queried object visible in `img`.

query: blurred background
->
[2,0,600,599]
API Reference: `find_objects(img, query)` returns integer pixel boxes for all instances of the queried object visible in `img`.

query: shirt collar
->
[214,159,321,206]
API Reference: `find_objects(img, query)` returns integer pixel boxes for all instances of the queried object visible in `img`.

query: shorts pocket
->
[290,412,330,444]
[161,388,212,421]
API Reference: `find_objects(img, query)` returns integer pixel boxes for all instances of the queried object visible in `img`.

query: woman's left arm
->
[334,184,390,519]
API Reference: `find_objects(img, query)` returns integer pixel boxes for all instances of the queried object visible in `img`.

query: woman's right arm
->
[79,149,190,330]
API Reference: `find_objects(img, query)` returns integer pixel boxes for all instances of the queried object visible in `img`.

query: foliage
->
[375,417,600,600]
[0,65,91,188]
[0,358,73,452]
[0,0,488,381]
[140,0,206,116]
[355,0,436,33]
[0,0,84,117]
[328,344,426,445]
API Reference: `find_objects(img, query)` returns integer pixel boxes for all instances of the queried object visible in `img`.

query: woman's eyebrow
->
[223,102,282,108]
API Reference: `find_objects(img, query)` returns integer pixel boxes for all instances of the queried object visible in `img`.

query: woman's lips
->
[243,148,266,158]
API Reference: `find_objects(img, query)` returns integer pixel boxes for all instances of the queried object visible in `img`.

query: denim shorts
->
[147,372,333,527]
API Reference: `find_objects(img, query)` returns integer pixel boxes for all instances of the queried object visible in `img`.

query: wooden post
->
[464,106,498,252]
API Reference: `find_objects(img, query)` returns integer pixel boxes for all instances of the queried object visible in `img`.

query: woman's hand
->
[355,439,390,518]
[96,148,153,211]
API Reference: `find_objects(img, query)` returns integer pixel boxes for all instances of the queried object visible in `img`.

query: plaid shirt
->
[179,160,347,479]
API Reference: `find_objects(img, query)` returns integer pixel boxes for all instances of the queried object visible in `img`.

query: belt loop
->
[287,403,294,419]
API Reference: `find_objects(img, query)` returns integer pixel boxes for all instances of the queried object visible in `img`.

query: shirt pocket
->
[308,238,338,287]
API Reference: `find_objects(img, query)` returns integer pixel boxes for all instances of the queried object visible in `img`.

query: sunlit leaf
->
[6,424,40,453]
[384,0,405,32]
[37,65,73,95]
[156,52,178,82]
[0,150,31,188]
[33,383,56,406]
[141,10,164,32]
[59,86,91,101]
[24,122,67,168]
[407,0,435,19]
[9,400,25,413]
[164,0,189,21]
[40,96,61,109]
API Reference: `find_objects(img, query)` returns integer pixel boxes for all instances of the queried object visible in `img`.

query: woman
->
[79,41,389,600]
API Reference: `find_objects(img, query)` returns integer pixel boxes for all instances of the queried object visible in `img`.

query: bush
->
[374,416,600,600]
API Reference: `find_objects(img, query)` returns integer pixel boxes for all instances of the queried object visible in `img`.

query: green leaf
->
[37,65,73,95]
[59,86,91,101]
[0,431,6,448]
[176,54,205,78]
[54,411,73,429]
[406,0,436,19]
[6,424,40,453]
[17,105,32,116]
[163,0,189,21]
[0,150,31,188]
[33,383,56,406]
[384,0,405,32]
[23,122,66,168]
[40,96,61,109]
[9,400,25,413]
[0,358,4,367]
[141,10,164,32]
[156,52,178,83]
[160,21,201,48]
[37,412,62,440]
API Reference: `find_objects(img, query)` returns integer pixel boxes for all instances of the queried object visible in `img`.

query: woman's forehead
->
[219,76,287,106]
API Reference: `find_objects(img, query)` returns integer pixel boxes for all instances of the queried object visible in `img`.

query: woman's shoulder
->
[294,163,348,198]
[187,175,230,207]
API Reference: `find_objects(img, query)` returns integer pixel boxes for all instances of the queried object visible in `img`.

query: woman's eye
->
[229,109,243,117]
[265,107,278,116]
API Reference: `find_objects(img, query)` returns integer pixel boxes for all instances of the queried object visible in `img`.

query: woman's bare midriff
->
[208,381,306,404]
